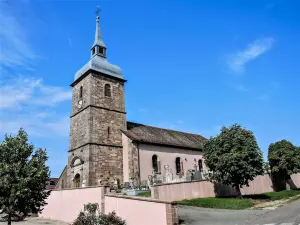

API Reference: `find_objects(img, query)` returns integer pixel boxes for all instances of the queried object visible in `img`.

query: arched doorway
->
[74,174,81,188]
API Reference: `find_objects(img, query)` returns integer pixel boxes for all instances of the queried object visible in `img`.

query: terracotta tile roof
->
[46,178,59,190]
[123,122,207,151]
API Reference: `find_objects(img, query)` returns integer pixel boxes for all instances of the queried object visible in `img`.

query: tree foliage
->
[0,128,51,225]
[268,140,300,190]
[204,124,264,196]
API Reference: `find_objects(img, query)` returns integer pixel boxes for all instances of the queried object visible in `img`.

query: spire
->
[91,6,106,58]
[74,6,123,82]
[94,15,101,44]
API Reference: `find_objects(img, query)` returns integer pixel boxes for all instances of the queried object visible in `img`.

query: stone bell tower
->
[67,8,126,188]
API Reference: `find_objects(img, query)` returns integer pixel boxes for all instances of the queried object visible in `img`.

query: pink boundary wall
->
[105,195,178,225]
[40,186,105,223]
[291,173,300,187]
[153,173,300,201]
[40,186,178,225]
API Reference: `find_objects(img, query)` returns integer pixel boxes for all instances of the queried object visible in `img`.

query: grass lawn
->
[178,189,300,210]
[136,191,151,197]
[179,197,254,210]
[262,189,300,200]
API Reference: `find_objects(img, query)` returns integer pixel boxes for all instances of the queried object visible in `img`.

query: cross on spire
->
[95,6,101,17]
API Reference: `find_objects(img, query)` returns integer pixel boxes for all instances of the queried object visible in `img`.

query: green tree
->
[263,161,270,174]
[268,139,300,191]
[204,124,264,197]
[0,128,51,225]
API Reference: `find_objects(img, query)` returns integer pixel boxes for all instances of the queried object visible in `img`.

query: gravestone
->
[164,164,173,183]
[124,182,130,189]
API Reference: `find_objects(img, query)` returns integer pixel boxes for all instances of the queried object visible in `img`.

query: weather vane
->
[96,6,101,17]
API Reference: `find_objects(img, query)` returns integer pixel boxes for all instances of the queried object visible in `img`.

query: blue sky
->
[1,0,299,177]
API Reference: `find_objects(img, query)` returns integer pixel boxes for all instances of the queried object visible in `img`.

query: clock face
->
[78,100,83,108]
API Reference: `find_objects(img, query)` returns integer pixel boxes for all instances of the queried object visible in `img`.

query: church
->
[56,11,207,189]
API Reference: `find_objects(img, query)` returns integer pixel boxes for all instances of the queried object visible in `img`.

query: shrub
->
[73,203,126,225]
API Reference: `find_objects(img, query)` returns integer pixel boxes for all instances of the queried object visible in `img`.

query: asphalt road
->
[179,206,265,225]
[179,199,300,225]
[246,199,300,225]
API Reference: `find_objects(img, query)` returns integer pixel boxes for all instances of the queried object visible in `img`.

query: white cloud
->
[0,114,70,138]
[0,77,71,109]
[0,2,38,70]
[0,77,71,138]
[227,37,274,73]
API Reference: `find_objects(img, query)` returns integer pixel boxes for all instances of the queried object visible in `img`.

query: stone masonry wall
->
[90,73,125,113]
[89,145,123,186]
[71,75,91,116]
[69,107,91,150]
[90,107,126,146]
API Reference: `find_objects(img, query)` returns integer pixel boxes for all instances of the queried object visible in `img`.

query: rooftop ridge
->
[127,121,207,140]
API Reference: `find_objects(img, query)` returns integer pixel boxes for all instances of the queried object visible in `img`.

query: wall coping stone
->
[52,185,107,192]
[153,174,272,187]
[105,194,177,205]
[153,179,210,187]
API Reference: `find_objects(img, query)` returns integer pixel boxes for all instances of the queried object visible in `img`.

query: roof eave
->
[132,139,203,151]
[71,68,127,87]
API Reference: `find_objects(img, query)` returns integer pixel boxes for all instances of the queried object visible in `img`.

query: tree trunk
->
[7,214,11,225]
[235,186,242,198]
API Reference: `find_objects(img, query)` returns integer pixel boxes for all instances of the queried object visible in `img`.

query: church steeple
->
[73,6,123,82]
[91,6,106,58]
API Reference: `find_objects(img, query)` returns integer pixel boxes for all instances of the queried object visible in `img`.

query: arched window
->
[104,84,111,97]
[71,156,84,168]
[74,174,81,188]
[198,159,203,172]
[79,86,83,99]
[175,157,181,174]
[152,155,161,174]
